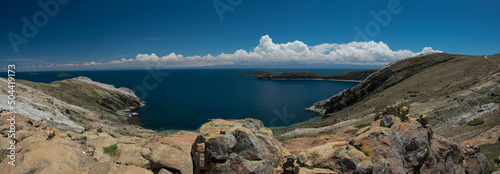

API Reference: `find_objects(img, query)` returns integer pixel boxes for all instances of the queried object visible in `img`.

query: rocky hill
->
[0,76,156,137]
[277,53,500,170]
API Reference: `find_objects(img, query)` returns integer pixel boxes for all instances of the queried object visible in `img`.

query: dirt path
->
[484,55,500,66]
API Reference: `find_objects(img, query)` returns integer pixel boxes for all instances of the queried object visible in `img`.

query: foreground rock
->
[284,114,491,173]
[0,109,492,173]
[141,131,199,174]
[0,112,200,174]
[191,118,290,174]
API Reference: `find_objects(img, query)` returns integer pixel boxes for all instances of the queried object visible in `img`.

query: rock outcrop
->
[191,118,290,174]
[0,113,87,173]
[0,76,157,138]
[0,112,199,174]
[141,131,199,174]
[284,112,491,173]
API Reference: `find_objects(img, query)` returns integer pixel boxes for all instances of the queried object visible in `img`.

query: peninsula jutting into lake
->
[236,69,377,82]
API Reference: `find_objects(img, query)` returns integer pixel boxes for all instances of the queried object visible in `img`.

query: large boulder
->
[191,118,289,174]
[115,144,151,168]
[86,133,117,148]
[8,141,86,174]
[141,131,199,174]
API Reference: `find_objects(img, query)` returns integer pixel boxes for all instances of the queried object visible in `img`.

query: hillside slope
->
[278,53,500,142]
[275,52,500,169]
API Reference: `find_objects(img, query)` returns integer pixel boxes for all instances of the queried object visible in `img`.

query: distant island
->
[56,73,72,77]
[236,69,377,82]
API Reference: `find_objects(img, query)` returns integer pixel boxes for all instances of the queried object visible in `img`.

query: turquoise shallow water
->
[17,69,361,131]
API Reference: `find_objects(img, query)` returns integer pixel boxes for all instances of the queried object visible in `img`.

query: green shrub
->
[273,162,282,168]
[97,128,103,133]
[103,144,118,156]
[82,136,87,140]
[409,94,418,97]
[355,124,370,129]
[467,118,485,126]
[356,127,371,137]
[374,103,410,120]
[47,131,56,140]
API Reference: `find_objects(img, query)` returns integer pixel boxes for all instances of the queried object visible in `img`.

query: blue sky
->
[1,0,499,71]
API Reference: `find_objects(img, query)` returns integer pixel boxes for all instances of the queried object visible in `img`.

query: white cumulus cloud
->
[31,35,442,70]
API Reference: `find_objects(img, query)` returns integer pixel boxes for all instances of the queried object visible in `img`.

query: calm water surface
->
[17,69,360,131]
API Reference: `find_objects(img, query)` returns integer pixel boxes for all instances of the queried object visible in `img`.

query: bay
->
[17,69,360,131]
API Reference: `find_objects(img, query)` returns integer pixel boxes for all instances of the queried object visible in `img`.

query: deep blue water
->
[16,69,360,131]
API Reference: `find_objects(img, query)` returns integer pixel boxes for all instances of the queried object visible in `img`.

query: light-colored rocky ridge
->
[0,76,156,138]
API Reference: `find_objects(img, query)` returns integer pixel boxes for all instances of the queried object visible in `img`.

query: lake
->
[17,69,360,132]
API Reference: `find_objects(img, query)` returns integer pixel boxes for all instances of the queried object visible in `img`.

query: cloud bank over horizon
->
[25,35,442,70]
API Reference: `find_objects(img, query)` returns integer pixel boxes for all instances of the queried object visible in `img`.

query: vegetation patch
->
[47,131,56,140]
[374,103,410,120]
[356,127,371,137]
[272,162,282,168]
[467,118,485,126]
[479,142,500,171]
[103,144,118,156]
[245,158,260,162]
[355,124,370,129]
[374,110,382,121]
